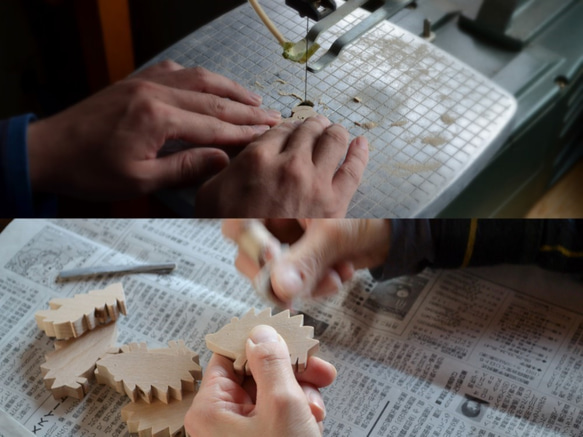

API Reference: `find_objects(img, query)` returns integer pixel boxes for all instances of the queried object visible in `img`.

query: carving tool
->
[57,263,176,281]
[236,220,289,308]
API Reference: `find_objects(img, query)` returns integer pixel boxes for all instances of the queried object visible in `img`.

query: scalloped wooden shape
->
[35,283,127,339]
[95,340,202,404]
[40,322,119,400]
[121,391,195,437]
[205,308,319,375]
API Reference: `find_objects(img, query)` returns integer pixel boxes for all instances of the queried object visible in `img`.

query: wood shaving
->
[422,136,447,147]
[361,121,377,130]
[440,114,456,125]
[275,78,287,85]
[353,96,362,103]
[278,91,303,101]
[254,81,265,89]
[391,120,408,127]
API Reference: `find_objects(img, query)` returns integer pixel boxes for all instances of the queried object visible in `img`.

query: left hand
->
[185,325,337,437]
[27,61,281,200]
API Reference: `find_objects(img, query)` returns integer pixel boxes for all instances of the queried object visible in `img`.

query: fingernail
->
[309,391,326,420]
[273,262,304,299]
[266,109,282,120]
[315,115,331,127]
[355,136,368,150]
[249,325,279,344]
[249,92,263,105]
[253,125,270,135]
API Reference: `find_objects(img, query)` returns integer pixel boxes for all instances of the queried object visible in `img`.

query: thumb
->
[246,325,304,406]
[152,147,229,189]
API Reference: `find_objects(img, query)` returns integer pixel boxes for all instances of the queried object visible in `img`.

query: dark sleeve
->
[371,219,583,281]
[0,114,56,218]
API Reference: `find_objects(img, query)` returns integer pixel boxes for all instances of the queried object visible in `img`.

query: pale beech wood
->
[35,283,127,339]
[40,322,119,400]
[121,391,196,437]
[290,105,318,121]
[95,340,202,404]
[206,308,319,375]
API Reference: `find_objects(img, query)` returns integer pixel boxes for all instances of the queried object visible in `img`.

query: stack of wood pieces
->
[206,307,320,375]
[36,283,127,399]
[35,283,202,437]
[96,340,202,436]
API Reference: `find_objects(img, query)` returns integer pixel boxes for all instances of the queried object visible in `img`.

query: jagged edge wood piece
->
[35,282,127,339]
[205,308,319,375]
[95,340,202,404]
[40,322,119,400]
[121,391,196,437]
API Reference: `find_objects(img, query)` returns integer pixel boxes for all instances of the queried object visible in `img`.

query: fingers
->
[245,325,307,409]
[153,87,281,126]
[312,124,350,172]
[145,147,228,191]
[164,106,271,145]
[149,66,264,106]
[333,136,369,195]
[283,115,331,155]
[270,221,352,302]
[133,60,185,80]
[300,383,326,423]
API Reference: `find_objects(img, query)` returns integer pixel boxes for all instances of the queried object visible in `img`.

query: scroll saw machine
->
[151,0,583,217]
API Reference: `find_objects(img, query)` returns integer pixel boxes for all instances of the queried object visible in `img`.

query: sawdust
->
[355,121,377,129]
[278,91,303,101]
[254,81,265,89]
[422,136,447,147]
[289,105,318,121]
[440,114,456,125]
[390,161,442,176]
[275,79,287,85]
[391,120,408,127]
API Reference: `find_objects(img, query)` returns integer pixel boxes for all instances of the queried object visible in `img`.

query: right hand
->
[195,116,369,217]
[185,325,336,437]
[222,219,391,306]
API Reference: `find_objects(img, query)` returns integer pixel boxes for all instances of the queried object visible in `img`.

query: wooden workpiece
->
[290,104,318,121]
[95,340,202,404]
[121,391,196,437]
[40,322,119,400]
[35,283,127,339]
[206,308,319,375]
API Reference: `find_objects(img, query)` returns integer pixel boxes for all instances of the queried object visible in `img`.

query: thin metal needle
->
[304,17,309,102]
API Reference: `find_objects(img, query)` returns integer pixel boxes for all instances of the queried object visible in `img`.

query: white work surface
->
[148,2,517,217]
[1,220,583,436]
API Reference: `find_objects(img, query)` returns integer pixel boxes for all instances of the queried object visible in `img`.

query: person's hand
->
[185,324,336,437]
[223,219,391,306]
[195,116,368,217]
[26,61,281,200]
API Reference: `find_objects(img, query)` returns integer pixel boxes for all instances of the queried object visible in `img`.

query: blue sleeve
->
[0,114,56,217]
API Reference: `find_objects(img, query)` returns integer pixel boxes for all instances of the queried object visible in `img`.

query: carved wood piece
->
[206,308,319,375]
[40,322,119,400]
[121,391,196,437]
[290,105,318,121]
[35,283,127,339]
[95,340,202,404]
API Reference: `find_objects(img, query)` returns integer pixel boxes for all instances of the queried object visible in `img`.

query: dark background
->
[0,0,244,120]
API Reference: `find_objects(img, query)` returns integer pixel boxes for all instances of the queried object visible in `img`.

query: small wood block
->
[40,322,119,400]
[290,105,318,121]
[95,340,202,404]
[206,308,319,375]
[121,391,196,437]
[35,282,127,339]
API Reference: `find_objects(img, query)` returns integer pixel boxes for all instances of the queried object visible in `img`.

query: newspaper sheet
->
[1,219,583,437]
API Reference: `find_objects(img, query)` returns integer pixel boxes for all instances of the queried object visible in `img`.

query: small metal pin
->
[422,19,436,42]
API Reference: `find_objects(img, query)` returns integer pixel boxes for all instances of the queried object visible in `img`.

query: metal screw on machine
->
[307,0,415,72]
[286,0,337,21]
